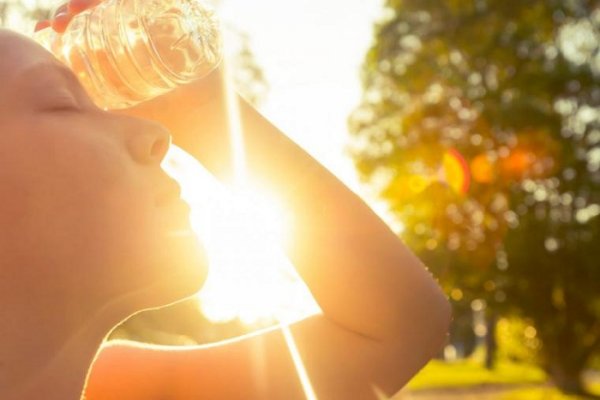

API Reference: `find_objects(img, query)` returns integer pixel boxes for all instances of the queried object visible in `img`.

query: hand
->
[34,0,102,33]
[34,0,227,147]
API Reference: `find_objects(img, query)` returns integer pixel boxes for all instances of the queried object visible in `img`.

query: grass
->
[407,359,546,390]
[501,387,593,399]
[405,359,600,399]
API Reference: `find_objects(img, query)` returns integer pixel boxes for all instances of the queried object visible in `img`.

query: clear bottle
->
[34,0,222,110]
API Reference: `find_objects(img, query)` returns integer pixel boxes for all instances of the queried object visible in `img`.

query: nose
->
[126,119,171,165]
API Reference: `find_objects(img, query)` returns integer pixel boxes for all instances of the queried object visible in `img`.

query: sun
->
[163,146,320,325]
[196,180,319,325]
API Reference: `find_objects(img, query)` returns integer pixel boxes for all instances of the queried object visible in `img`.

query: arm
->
[45,2,450,395]
[129,67,452,342]
[86,68,452,399]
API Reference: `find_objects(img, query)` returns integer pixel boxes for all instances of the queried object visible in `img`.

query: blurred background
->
[1,0,599,398]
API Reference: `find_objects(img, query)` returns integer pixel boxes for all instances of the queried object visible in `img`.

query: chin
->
[146,230,209,307]
[113,230,207,311]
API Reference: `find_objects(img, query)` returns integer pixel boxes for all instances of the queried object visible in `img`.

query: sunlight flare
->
[282,325,319,400]
[164,147,319,325]
[162,46,322,400]
[223,57,247,183]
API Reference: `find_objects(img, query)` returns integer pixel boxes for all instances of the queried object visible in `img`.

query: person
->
[1,1,451,398]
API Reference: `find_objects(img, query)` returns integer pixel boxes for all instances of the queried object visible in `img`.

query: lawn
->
[501,387,592,399]
[407,359,546,390]
[403,360,599,399]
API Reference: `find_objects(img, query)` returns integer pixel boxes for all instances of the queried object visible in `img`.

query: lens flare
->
[442,148,470,195]
[282,326,319,400]
[164,55,321,400]
[406,148,471,195]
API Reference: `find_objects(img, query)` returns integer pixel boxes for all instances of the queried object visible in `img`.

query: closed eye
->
[19,63,86,113]
[39,90,81,113]
[45,103,80,112]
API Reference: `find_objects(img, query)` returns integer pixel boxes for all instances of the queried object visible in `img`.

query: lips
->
[155,179,183,208]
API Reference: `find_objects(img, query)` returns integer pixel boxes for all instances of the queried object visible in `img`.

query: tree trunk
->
[547,363,585,395]
[485,313,497,370]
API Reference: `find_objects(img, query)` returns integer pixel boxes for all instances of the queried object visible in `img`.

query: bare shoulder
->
[88,313,446,400]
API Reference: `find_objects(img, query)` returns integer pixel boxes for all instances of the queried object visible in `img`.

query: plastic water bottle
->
[34,0,222,110]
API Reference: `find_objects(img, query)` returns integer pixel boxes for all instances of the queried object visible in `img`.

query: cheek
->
[0,174,31,228]
[96,196,156,271]
[61,160,156,266]
[29,124,157,267]
[41,171,155,273]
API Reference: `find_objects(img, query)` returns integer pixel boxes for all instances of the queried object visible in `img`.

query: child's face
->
[0,29,207,314]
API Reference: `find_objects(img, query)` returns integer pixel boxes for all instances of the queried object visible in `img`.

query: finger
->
[51,12,73,33]
[69,0,102,13]
[34,20,51,32]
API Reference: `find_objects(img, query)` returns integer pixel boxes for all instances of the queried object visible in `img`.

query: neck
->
[12,325,106,400]
[0,296,114,400]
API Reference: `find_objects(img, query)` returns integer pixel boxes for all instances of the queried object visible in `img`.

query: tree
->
[349,0,600,395]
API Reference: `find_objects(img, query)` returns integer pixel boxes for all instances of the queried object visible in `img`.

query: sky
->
[217,0,384,191]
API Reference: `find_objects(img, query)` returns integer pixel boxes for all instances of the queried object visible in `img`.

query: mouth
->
[157,194,193,232]
[155,179,183,208]
[153,178,196,234]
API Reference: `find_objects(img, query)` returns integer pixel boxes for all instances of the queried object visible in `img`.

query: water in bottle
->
[34,0,222,109]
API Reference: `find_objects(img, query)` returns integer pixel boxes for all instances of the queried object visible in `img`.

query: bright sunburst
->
[162,28,321,400]
[164,145,320,326]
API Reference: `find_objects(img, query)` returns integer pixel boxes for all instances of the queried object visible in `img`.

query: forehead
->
[0,29,58,83]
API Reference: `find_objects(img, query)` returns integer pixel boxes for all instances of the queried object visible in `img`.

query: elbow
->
[435,289,453,331]
[427,290,453,354]
[417,269,453,351]
[374,292,452,396]
[387,284,452,353]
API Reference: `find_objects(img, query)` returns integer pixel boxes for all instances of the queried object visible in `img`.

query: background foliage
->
[349,0,599,395]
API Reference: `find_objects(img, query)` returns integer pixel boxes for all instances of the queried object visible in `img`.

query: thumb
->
[34,20,51,32]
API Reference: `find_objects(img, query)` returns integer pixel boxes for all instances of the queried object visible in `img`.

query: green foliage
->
[350,0,600,394]
[497,317,541,365]
[406,360,598,398]
[407,359,546,390]
[501,387,596,400]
